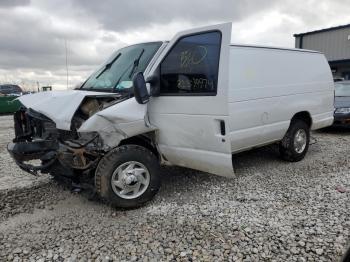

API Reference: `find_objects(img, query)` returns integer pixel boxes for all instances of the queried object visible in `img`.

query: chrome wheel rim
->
[294,129,307,154]
[111,161,150,199]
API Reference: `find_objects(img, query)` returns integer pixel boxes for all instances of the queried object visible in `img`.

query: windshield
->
[335,82,350,97]
[81,42,162,92]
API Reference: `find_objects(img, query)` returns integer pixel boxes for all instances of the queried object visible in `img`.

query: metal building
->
[294,24,350,80]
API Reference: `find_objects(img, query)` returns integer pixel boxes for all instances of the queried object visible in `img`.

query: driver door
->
[147,23,234,177]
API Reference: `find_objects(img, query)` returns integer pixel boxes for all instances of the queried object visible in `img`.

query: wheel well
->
[118,134,159,159]
[291,111,312,127]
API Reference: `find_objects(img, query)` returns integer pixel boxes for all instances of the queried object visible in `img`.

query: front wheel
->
[95,145,161,208]
[279,119,310,162]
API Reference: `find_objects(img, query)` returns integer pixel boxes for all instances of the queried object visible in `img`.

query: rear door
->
[147,23,234,177]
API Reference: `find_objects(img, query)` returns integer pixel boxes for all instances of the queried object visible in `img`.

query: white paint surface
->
[227,46,334,152]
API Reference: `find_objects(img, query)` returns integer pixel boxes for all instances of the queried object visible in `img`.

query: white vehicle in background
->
[8,23,334,208]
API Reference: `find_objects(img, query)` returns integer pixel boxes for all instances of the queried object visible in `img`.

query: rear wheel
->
[95,145,161,208]
[279,119,310,162]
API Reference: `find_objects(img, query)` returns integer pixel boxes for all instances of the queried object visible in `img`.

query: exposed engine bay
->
[7,94,129,179]
[72,96,127,130]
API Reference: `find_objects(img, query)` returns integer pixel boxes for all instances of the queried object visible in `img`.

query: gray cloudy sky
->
[1,0,350,90]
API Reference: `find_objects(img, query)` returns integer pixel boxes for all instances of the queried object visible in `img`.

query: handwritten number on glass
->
[177,77,214,92]
[180,46,208,70]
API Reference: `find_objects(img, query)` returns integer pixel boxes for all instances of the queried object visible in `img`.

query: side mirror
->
[133,72,149,104]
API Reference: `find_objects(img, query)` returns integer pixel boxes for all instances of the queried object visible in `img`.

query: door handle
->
[220,120,226,136]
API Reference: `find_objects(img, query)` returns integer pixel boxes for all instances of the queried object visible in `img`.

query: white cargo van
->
[8,23,334,208]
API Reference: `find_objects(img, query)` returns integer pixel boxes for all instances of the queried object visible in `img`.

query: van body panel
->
[158,144,233,176]
[311,112,334,130]
[227,46,334,152]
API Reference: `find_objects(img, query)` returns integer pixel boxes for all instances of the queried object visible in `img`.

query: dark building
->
[294,24,350,80]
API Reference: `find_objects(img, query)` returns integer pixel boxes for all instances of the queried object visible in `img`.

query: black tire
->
[95,145,161,208]
[279,119,310,162]
[342,246,350,262]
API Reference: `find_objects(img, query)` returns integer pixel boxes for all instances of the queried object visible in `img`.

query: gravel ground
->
[0,115,349,261]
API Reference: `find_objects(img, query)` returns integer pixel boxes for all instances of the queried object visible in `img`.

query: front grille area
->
[13,108,59,142]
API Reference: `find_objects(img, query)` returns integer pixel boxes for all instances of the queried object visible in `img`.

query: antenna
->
[65,39,69,89]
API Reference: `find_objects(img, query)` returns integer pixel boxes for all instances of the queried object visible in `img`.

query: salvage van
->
[8,23,334,208]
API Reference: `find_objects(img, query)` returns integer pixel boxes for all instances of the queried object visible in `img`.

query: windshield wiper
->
[95,53,121,79]
[128,49,145,79]
[113,49,145,91]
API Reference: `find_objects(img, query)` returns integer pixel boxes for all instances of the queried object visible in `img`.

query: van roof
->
[139,41,320,54]
[230,44,320,54]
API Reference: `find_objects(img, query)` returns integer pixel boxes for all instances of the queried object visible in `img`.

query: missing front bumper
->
[7,140,59,175]
[8,137,102,176]
[9,107,103,177]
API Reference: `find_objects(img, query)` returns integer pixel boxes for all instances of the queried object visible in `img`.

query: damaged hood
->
[19,90,113,130]
[78,97,154,148]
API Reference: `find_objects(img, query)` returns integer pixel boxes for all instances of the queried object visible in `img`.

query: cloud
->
[0,0,30,8]
[0,2,127,89]
[0,0,349,90]
[72,0,280,32]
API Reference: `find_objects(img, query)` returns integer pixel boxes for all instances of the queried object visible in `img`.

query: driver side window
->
[159,31,221,95]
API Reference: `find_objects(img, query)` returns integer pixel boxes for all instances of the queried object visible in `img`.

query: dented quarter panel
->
[78,98,156,147]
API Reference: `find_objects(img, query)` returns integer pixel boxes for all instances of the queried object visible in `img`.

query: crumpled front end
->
[7,90,154,182]
[8,107,104,177]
